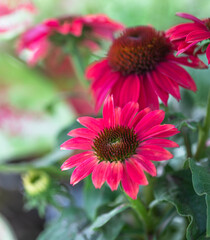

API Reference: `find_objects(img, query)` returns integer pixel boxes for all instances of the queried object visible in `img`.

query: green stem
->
[70,46,89,89]
[125,193,152,234]
[182,127,192,158]
[194,91,210,160]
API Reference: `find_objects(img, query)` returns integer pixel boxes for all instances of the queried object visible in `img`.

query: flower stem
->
[125,194,152,234]
[194,91,210,160]
[70,46,89,89]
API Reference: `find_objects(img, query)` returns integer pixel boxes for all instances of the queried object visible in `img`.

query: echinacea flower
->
[86,26,207,112]
[60,96,179,199]
[166,12,210,64]
[0,2,36,39]
[17,14,124,65]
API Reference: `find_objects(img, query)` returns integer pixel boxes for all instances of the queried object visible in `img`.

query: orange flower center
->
[107,26,172,75]
[92,126,139,162]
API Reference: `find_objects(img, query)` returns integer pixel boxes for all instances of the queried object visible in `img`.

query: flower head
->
[86,26,207,112]
[60,96,179,199]
[17,14,124,65]
[167,12,210,64]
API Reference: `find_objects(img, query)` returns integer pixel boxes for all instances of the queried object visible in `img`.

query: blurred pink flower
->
[17,14,124,65]
[167,13,210,64]
[61,95,179,199]
[0,1,36,38]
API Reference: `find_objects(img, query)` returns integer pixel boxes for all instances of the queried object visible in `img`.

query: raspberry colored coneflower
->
[167,12,210,64]
[18,14,124,65]
[60,95,179,199]
[86,26,207,112]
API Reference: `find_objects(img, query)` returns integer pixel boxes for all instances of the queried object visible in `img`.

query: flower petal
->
[103,95,115,128]
[133,155,156,176]
[70,156,98,185]
[68,128,97,139]
[206,44,210,64]
[77,116,104,133]
[125,159,148,185]
[140,139,179,148]
[176,12,205,26]
[92,161,110,188]
[60,137,93,150]
[121,165,140,199]
[137,145,173,161]
[121,102,139,126]
[129,107,151,129]
[106,161,123,191]
[86,59,109,80]
[61,151,93,170]
[186,30,210,42]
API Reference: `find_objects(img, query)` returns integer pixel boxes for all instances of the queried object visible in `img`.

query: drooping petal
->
[70,156,98,185]
[121,102,139,126]
[60,137,93,150]
[119,74,140,107]
[135,110,165,135]
[156,61,197,91]
[68,128,97,139]
[121,165,140,199]
[86,59,109,80]
[92,161,110,188]
[133,155,156,176]
[186,30,210,42]
[140,139,179,148]
[103,95,115,128]
[106,161,123,191]
[61,151,94,170]
[176,12,205,26]
[77,116,104,133]
[137,145,173,161]
[125,159,148,185]
[137,75,147,110]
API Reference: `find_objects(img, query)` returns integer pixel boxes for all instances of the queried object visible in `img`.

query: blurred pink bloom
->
[167,13,210,64]
[17,14,124,65]
[61,95,179,199]
[0,1,36,38]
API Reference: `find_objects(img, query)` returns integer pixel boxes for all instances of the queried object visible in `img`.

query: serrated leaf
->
[190,158,210,237]
[152,170,207,240]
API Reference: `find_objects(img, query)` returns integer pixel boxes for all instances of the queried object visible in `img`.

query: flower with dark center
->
[86,25,207,112]
[60,95,179,199]
[167,12,210,64]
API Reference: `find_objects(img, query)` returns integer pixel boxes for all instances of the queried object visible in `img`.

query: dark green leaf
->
[152,170,207,240]
[190,158,210,237]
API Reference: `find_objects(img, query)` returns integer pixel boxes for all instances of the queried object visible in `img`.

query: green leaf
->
[189,158,210,237]
[152,170,207,240]
[83,176,119,220]
[92,204,129,229]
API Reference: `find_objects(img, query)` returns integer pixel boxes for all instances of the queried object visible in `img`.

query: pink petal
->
[129,107,151,129]
[139,124,179,141]
[121,102,139,126]
[121,165,140,199]
[92,161,110,188]
[135,110,165,135]
[60,137,92,150]
[155,70,181,100]
[167,54,208,69]
[137,145,173,161]
[114,107,122,126]
[186,30,210,42]
[110,76,124,107]
[143,75,159,110]
[70,156,98,185]
[206,44,210,64]
[77,116,104,133]
[125,159,148,185]
[86,59,109,80]
[61,151,94,170]
[137,75,147,110]
[119,74,140,107]
[106,161,123,191]
[176,41,199,55]
[133,155,157,176]
[176,12,205,26]
[68,128,97,139]
[103,95,115,128]
[157,61,196,91]
[148,72,169,106]
[140,139,179,148]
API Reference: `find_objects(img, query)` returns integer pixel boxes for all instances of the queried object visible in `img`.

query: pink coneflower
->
[86,26,207,112]
[60,96,179,199]
[167,13,210,64]
[17,14,124,65]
